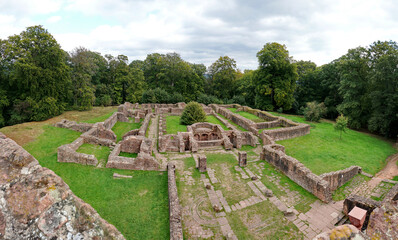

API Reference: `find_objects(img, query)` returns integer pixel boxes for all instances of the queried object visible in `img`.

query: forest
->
[0,26,397,138]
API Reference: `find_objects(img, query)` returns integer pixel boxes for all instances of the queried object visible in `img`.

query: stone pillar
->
[134,116,140,123]
[238,151,247,167]
[198,155,207,172]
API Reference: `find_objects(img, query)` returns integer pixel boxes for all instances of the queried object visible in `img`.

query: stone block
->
[198,155,207,172]
[238,151,247,167]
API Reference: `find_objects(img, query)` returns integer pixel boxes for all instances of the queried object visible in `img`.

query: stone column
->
[198,155,207,172]
[238,151,247,167]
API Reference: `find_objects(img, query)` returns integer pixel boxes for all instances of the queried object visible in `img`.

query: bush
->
[303,101,327,122]
[97,95,112,106]
[197,93,223,105]
[180,101,207,125]
[169,92,185,103]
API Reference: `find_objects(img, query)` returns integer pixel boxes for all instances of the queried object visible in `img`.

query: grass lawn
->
[119,152,138,158]
[8,109,170,240]
[271,113,397,175]
[112,121,142,142]
[76,143,111,167]
[82,109,117,123]
[166,115,229,134]
[216,113,247,131]
[228,107,265,122]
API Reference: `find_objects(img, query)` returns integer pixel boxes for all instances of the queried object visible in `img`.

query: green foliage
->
[303,101,327,122]
[196,93,223,105]
[180,101,207,125]
[334,114,348,139]
[96,94,112,106]
[207,56,238,99]
[255,42,298,111]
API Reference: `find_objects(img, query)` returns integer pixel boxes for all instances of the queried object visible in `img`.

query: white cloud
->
[2,0,398,69]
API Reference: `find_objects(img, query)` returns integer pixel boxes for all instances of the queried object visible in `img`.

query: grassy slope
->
[18,114,169,239]
[270,112,396,175]
[76,143,111,166]
[112,121,142,142]
[166,115,229,134]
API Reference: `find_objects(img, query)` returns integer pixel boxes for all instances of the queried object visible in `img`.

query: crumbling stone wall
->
[260,124,310,141]
[106,143,159,170]
[81,123,116,147]
[57,137,98,166]
[55,119,93,132]
[261,144,332,202]
[167,163,183,240]
[138,113,153,136]
[0,133,125,240]
[103,112,129,130]
[343,195,381,229]
[320,166,362,191]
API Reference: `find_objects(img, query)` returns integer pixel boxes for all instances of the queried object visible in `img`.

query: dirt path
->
[375,152,398,179]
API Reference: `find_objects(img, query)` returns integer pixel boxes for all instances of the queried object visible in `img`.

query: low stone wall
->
[106,144,159,170]
[320,166,361,191]
[167,162,183,240]
[57,138,98,166]
[55,119,93,132]
[383,183,398,202]
[196,139,224,148]
[103,112,129,130]
[138,113,152,136]
[81,124,116,147]
[240,131,259,147]
[212,105,257,133]
[159,135,180,152]
[261,144,331,202]
[255,120,280,129]
[260,124,310,141]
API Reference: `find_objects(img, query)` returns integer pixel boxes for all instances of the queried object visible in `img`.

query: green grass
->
[112,121,142,142]
[216,113,247,131]
[119,152,138,158]
[166,115,229,134]
[23,126,169,240]
[332,174,370,201]
[393,176,398,181]
[76,143,111,166]
[228,107,265,122]
[82,110,117,123]
[258,126,283,134]
[165,116,187,134]
[227,200,303,239]
[272,113,396,175]
[206,115,229,130]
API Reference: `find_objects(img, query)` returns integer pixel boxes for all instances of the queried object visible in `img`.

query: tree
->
[303,101,327,122]
[180,102,207,125]
[334,114,348,139]
[367,41,398,137]
[1,25,71,123]
[254,42,298,111]
[208,56,238,99]
[336,47,370,129]
[235,70,256,107]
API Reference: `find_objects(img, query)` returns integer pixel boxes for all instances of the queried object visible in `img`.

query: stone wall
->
[57,137,98,166]
[212,105,258,133]
[167,163,183,240]
[320,166,362,191]
[138,113,153,136]
[55,119,93,132]
[0,132,125,239]
[103,112,129,130]
[261,144,332,202]
[343,195,381,229]
[81,124,116,147]
[159,135,180,152]
[106,144,159,170]
[260,124,310,141]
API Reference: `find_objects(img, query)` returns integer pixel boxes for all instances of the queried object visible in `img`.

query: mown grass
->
[228,107,265,122]
[21,117,169,240]
[112,121,142,142]
[119,152,138,158]
[216,113,247,131]
[270,112,396,175]
[76,143,111,167]
[82,109,117,123]
[166,115,229,134]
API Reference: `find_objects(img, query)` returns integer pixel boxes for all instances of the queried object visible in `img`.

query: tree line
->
[0,26,397,138]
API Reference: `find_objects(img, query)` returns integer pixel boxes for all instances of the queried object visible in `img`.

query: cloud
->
[2,0,398,69]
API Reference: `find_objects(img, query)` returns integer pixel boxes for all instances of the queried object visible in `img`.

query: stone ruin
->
[56,102,159,170]
[238,151,247,167]
[0,132,125,239]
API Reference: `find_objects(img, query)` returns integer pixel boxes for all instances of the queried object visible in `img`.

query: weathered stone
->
[283,208,294,217]
[113,173,132,179]
[238,151,247,167]
[198,155,207,172]
[206,184,211,189]
[0,133,125,240]
[167,163,183,240]
[251,176,258,181]
[367,200,398,240]
[313,224,366,240]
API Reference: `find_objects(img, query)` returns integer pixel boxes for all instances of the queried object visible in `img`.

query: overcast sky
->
[1,0,397,70]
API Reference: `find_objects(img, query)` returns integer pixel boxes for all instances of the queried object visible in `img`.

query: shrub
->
[180,101,207,125]
[303,101,327,122]
[97,95,112,106]
[334,114,348,139]
[169,92,185,103]
[197,93,223,105]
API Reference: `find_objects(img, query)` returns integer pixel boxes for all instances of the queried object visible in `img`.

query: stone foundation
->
[57,137,98,166]
[167,163,183,240]
[320,166,362,191]
[54,119,93,132]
